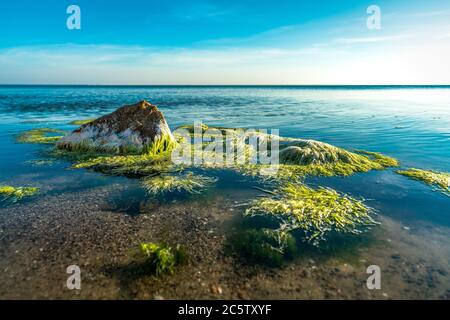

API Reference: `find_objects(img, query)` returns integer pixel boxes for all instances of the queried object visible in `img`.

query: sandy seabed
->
[0,182,449,300]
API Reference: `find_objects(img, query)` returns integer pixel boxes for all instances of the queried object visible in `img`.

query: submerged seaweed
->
[355,150,400,167]
[233,228,296,267]
[0,185,39,202]
[141,172,217,195]
[25,159,56,167]
[139,243,186,276]
[16,128,66,144]
[245,183,377,244]
[71,152,175,177]
[396,168,450,195]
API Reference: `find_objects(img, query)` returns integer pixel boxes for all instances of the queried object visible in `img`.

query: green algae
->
[245,183,376,244]
[69,119,96,125]
[396,168,450,195]
[143,134,177,156]
[19,123,398,184]
[25,159,56,167]
[274,141,398,177]
[0,185,39,202]
[16,128,66,144]
[72,152,175,177]
[57,131,177,156]
[57,137,142,155]
[173,124,398,180]
[175,123,210,134]
[141,172,217,195]
[355,150,400,167]
[139,243,186,276]
[237,146,398,181]
[233,228,296,267]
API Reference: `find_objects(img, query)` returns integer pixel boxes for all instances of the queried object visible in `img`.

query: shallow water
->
[0,85,449,299]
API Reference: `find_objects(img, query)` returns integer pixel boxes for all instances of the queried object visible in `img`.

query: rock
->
[57,100,175,154]
[301,269,311,278]
[210,284,223,294]
[237,290,248,299]
[336,263,354,274]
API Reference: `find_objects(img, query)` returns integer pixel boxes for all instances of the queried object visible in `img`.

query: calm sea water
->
[0,85,449,226]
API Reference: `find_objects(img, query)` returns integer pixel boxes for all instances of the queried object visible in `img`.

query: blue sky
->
[0,0,449,84]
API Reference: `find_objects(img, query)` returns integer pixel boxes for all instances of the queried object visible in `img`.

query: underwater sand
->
[0,176,449,299]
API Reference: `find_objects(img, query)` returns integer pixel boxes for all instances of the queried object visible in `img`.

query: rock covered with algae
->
[173,123,399,179]
[57,100,175,154]
[237,138,398,180]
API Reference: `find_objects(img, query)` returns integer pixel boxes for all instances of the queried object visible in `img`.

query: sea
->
[0,85,449,299]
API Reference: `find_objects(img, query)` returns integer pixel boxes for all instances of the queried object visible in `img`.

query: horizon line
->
[1,84,450,87]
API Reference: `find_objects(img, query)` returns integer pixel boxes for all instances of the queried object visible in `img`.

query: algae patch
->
[233,229,296,267]
[355,150,400,167]
[16,128,66,144]
[245,183,376,244]
[396,168,450,195]
[139,243,186,276]
[25,159,56,167]
[0,185,39,202]
[69,119,96,125]
[173,124,399,180]
[71,152,175,177]
[141,172,217,195]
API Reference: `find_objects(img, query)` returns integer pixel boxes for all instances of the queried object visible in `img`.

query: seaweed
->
[69,119,96,125]
[245,183,377,244]
[237,145,398,181]
[139,243,186,276]
[141,172,217,195]
[143,134,177,156]
[396,168,450,195]
[233,228,296,267]
[0,185,39,202]
[19,124,397,184]
[25,159,56,167]
[72,152,175,177]
[16,128,66,144]
[355,150,400,167]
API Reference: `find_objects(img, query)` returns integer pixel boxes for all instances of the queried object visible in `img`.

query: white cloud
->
[332,34,410,45]
[1,37,449,85]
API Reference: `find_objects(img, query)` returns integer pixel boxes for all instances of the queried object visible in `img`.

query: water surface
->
[0,86,449,299]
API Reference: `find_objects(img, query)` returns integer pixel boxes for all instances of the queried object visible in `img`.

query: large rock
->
[57,100,175,154]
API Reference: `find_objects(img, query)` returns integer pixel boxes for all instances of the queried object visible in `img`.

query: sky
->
[0,0,449,85]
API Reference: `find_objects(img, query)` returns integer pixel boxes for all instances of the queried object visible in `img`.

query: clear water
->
[0,85,449,298]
